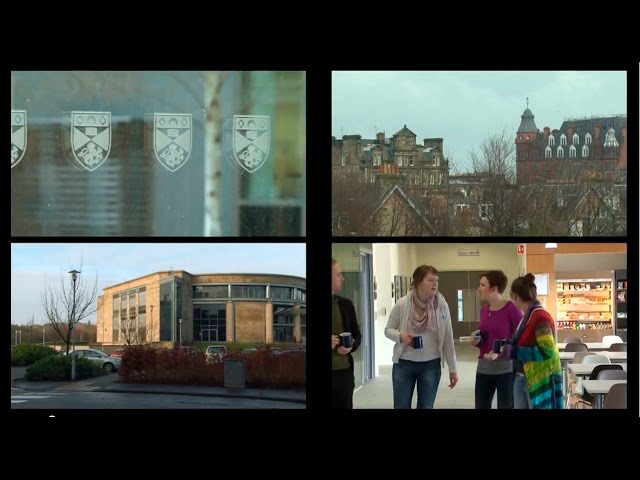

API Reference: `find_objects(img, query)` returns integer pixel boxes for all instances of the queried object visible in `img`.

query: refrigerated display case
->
[613,269,627,341]
[556,279,613,342]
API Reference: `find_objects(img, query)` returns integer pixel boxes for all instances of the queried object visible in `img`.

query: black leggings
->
[475,371,514,409]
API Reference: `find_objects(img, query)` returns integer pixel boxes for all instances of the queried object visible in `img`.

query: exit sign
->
[517,244,526,255]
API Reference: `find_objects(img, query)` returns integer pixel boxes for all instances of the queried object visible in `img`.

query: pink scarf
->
[410,289,438,333]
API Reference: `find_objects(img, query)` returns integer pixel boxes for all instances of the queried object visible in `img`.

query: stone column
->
[293,305,301,343]
[265,302,274,343]
[226,301,235,342]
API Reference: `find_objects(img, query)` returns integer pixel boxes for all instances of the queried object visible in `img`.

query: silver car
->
[69,349,122,373]
[205,345,228,364]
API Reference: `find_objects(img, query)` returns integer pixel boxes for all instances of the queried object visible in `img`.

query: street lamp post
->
[42,328,45,346]
[19,330,22,344]
[179,318,182,348]
[15,330,18,346]
[69,269,81,381]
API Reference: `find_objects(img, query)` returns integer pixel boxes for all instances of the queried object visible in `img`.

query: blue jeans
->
[513,373,532,409]
[392,358,442,409]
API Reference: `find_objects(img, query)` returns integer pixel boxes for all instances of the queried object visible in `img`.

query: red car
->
[111,348,125,358]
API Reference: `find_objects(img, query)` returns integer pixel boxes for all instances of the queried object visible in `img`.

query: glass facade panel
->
[193,304,226,342]
[11,71,305,236]
[192,285,228,299]
[231,285,266,299]
[273,303,295,342]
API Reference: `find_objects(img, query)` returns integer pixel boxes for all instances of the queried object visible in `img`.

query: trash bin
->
[223,359,245,388]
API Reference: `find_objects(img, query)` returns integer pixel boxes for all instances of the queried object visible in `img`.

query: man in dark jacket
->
[332,258,362,408]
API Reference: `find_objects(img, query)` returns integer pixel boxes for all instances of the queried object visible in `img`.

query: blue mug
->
[340,332,353,348]
[412,336,423,349]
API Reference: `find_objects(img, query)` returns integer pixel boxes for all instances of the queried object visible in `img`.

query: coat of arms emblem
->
[232,115,270,173]
[11,110,27,168]
[152,113,192,172]
[70,111,111,171]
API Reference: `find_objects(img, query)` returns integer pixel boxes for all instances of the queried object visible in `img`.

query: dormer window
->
[545,146,552,158]
[569,145,576,158]
[548,135,555,146]
[585,133,592,145]
[572,133,579,145]
[560,134,567,146]
[582,145,589,158]
[557,146,564,158]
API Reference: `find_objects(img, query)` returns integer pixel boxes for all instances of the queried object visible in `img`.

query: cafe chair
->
[603,383,627,409]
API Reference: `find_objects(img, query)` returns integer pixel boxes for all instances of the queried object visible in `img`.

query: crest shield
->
[11,110,27,168]
[153,113,192,172]
[71,111,111,171]
[232,115,270,173]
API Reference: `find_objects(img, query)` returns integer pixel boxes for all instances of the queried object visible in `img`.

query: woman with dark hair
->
[384,265,458,409]
[492,273,562,409]
[474,271,522,409]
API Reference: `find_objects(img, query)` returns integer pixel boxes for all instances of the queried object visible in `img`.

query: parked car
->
[111,348,125,358]
[68,349,122,373]
[280,349,306,359]
[205,345,228,363]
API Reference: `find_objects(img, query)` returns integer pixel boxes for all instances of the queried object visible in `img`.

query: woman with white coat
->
[385,265,458,409]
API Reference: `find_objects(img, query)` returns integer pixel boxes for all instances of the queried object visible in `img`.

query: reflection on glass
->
[11,71,306,236]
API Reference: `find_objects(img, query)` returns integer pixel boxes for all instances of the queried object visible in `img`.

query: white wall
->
[373,243,521,375]
[372,243,400,375]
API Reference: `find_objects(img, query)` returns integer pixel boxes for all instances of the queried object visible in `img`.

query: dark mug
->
[492,339,505,354]
[412,335,423,349]
[340,332,353,348]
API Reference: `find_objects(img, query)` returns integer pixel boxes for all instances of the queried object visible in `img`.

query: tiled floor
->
[354,344,496,409]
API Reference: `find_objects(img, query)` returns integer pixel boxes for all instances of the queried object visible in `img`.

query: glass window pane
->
[11,71,305,236]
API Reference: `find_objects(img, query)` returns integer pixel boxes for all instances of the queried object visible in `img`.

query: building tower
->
[515,99,539,184]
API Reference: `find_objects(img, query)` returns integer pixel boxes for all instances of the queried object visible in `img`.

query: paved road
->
[11,387,304,409]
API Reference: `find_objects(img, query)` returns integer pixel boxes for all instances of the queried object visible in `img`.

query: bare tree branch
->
[41,261,98,354]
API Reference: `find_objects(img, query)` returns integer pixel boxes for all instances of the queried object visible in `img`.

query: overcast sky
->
[332,71,627,171]
[11,243,306,326]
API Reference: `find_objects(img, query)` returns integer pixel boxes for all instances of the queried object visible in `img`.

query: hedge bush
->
[119,345,305,389]
[25,355,98,381]
[11,344,59,366]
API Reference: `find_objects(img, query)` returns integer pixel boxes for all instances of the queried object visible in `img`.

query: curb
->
[12,379,305,404]
[100,387,306,404]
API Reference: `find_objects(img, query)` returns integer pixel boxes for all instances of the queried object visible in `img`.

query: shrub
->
[25,355,98,381]
[11,344,59,366]
[119,345,305,388]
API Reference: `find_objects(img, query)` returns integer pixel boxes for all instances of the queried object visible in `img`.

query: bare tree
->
[445,146,460,176]
[41,263,98,354]
[120,305,158,346]
[468,129,526,235]
[26,315,35,344]
[332,170,378,235]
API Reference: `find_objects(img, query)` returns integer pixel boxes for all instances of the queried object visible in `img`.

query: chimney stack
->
[376,132,385,144]
[543,127,550,143]
[594,124,602,142]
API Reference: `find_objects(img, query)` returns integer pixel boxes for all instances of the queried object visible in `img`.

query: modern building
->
[97,271,306,347]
